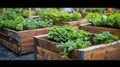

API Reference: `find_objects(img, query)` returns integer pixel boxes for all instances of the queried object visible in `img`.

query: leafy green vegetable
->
[24,18,52,30]
[93,32,118,44]
[0,8,53,31]
[7,20,14,29]
[71,30,90,41]
[48,25,91,58]
[16,24,23,31]
[15,16,25,25]
[22,10,29,18]
[85,13,102,26]
[39,9,82,22]
[22,9,36,18]
[82,8,106,14]
[6,8,22,16]
[56,39,91,59]
[86,12,120,28]
[39,9,54,19]
[0,20,5,28]
[48,25,119,59]
[11,20,16,29]
[71,11,82,21]
[24,18,38,30]
[0,21,2,28]
[112,13,120,28]
[1,11,17,20]
[48,25,74,42]
[37,19,52,28]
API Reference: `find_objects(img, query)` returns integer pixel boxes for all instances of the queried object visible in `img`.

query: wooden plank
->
[78,19,89,24]
[0,38,11,49]
[31,16,39,18]
[68,21,79,27]
[0,28,19,40]
[36,54,45,60]
[0,34,18,45]
[19,30,36,38]
[0,38,20,54]
[53,21,79,27]
[20,42,36,54]
[21,38,34,43]
[79,26,120,37]
[68,49,78,60]
[73,26,79,30]
[105,41,120,60]
[36,36,62,54]
[90,48,107,60]
[11,43,20,54]
[36,46,71,60]
[21,44,34,54]
[34,28,49,35]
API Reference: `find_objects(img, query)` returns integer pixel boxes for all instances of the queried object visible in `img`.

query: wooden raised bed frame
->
[34,35,120,60]
[53,19,89,27]
[0,28,49,55]
[0,26,78,55]
[79,25,120,38]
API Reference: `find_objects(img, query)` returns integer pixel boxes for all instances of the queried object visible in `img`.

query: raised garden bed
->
[79,25,120,38]
[0,28,49,55]
[34,34,120,60]
[0,26,78,55]
[39,8,88,28]
[82,12,120,38]
[53,19,89,27]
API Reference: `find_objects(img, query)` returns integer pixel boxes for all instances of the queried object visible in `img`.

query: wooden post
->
[36,8,40,15]
[58,8,61,11]
[76,8,79,12]
[3,8,5,12]
[20,8,23,12]
[29,8,32,18]
[50,8,54,12]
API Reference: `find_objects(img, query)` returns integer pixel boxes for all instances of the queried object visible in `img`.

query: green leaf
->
[93,32,118,44]
[16,24,23,31]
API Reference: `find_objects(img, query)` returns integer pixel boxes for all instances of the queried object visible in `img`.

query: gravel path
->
[0,45,35,60]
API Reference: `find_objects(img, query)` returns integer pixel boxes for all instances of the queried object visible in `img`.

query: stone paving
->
[0,45,35,60]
